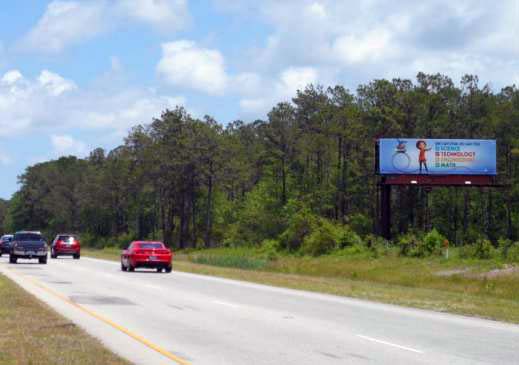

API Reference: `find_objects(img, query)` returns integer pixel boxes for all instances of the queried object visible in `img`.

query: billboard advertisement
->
[378,138,496,175]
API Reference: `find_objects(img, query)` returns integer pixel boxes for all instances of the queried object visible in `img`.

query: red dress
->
[419,149,426,162]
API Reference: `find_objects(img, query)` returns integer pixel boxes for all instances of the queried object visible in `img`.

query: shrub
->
[364,234,391,257]
[462,227,486,246]
[335,225,364,249]
[504,242,519,263]
[397,229,446,258]
[420,229,445,257]
[458,245,474,259]
[473,239,495,260]
[397,233,420,257]
[278,208,319,251]
[348,213,372,237]
[498,238,514,259]
[333,244,372,258]
[300,220,338,257]
[259,239,281,260]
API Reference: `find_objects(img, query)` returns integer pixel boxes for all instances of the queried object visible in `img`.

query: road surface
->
[1,256,519,365]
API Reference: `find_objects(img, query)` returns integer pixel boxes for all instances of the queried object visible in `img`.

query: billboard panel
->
[378,138,496,175]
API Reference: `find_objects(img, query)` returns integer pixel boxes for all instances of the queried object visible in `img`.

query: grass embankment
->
[83,247,519,324]
[0,274,130,365]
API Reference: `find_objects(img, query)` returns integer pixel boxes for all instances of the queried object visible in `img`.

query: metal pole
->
[381,183,391,240]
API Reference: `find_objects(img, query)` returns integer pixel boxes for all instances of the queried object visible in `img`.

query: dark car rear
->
[10,231,48,264]
[0,234,14,256]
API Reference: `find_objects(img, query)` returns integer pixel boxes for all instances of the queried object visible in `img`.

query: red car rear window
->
[58,235,77,243]
[137,243,164,249]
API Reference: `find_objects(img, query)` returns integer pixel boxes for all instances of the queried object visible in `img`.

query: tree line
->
[2,72,519,249]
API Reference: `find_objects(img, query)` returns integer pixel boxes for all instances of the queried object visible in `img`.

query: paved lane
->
[1,256,519,365]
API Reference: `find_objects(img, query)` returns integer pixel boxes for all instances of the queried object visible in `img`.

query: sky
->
[0,0,518,198]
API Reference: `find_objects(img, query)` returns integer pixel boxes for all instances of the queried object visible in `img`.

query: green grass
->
[0,274,130,365]
[83,247,519,324]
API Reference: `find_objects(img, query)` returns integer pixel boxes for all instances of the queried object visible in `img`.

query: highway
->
[1,256,519,365]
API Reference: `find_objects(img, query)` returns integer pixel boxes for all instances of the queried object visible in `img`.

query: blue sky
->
[0,0,518,198]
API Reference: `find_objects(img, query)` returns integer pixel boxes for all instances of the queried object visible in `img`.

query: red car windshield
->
[137,243,164,249]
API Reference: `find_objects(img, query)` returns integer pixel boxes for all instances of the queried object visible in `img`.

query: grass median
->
[83,247,519,324]
[0,273,131,365]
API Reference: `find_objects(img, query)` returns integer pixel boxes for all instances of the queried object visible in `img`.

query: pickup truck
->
[9,231,48,264]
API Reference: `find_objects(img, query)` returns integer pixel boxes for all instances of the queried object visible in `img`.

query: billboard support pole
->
[381,183,391,240]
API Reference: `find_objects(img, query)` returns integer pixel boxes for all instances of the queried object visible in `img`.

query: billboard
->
[378,138,496,175]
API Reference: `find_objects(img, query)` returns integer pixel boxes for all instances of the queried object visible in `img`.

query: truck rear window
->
[15,233,43,241]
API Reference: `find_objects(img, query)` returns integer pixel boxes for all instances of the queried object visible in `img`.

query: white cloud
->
[232,72,263,96]
[332,29,395,64]
[84,94,186,133]
[1,70,23,85]
[51,134,88,157]
[216,0,519,94]
[277,66,318,98]
[239,66,320,115]
[0,69,186,137]
[157,41,229,95]
[20,1,106,53]
[38,70,77,96]
[239,98,269,114]
[116,0,190,30]
[305,2,327,19]
[19,0,190,53]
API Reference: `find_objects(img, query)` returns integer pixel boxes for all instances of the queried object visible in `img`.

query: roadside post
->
[444,239,449,260]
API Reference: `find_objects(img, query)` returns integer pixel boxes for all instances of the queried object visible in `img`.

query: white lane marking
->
[356,335,424,354]
[212,300,239,309]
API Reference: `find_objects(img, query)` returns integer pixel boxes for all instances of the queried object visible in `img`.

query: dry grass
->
[83,248,519,324]
[0,273,131,365]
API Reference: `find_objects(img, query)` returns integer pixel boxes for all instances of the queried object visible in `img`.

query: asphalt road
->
[1,256,519,365]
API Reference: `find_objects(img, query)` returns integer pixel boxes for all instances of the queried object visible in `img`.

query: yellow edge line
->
[8,268,191,365]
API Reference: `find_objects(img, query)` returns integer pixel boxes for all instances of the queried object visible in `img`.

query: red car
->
[121,241,173,273]
[51,234,81,259]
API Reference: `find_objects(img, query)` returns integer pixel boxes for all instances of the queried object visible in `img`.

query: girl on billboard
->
[416,140,431,173]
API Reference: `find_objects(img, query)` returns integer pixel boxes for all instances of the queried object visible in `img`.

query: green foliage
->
[472,239,496,260]
[348,213,372,237]
[278,207,318,251]
[421,229,446,256]
[259,239,281,260]
[397,234,420,257]
[335,225,364,248]
[299,219,364,257]
[223,181,286,246]
[190,252,268,270]
[300,220,339,257]
[397,229,445,257]
[505,243,519,263]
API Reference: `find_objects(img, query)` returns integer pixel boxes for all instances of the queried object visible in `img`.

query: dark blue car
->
[9,231,48,264]
[0,234,13,256]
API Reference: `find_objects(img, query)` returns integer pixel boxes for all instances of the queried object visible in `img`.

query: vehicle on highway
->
[9,231,48,264]
[121,241,172,273]
[0,234,14,257]
[51,234,81,259]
